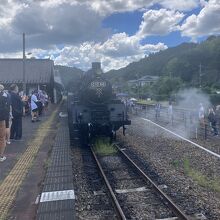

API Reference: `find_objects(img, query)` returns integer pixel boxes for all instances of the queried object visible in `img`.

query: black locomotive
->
[67,62,131,146]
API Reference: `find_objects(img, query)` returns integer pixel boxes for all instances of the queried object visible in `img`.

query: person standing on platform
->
[10,84,23,140]
[31,90,40,122]
[3,90,12,145]
[0,84,7,162]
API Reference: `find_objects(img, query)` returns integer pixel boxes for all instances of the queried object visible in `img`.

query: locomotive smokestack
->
[92,62,102,75]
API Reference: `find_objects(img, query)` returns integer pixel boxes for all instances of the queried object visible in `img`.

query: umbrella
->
[130,98,137,101]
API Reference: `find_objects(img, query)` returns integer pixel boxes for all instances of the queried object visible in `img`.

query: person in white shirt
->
[31,90,40,122]
[168,103,173,123]
[198,103,205,125]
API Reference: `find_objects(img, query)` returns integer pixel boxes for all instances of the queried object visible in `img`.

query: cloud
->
[54,43,144,72]
[86,0,155,16]
[159,0,200,11]
[26,0,155,16]
[181,0,220,40]
[36,0,200,14]
[0,0,25,28]
[0,0,205,72]
[0,1,110,52]
[137,9,184,38]
[0,0,169,71]
[100,33,145,57]
[53,33,167,71]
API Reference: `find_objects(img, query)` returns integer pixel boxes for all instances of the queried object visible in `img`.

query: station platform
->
[0,102,75,220]
[36,112,75,220]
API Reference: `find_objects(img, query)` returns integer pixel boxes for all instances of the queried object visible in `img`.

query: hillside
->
[55,65,83,90]
[105,36,220,88]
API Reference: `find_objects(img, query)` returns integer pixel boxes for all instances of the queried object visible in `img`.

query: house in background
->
[128,75,159,88]
[0,58,63,103]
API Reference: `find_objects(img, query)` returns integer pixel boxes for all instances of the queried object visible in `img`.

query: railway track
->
[91,144,191,220]
[71,146,118,220]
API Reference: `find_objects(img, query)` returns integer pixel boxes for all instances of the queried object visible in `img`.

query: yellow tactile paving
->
[0,108,58,220]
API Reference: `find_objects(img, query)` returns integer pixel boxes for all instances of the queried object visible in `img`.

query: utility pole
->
[138,81,141,99]
[22,33,26,95]
[199,63,202,88]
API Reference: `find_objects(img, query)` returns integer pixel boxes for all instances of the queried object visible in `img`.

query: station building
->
[0,58,63,103]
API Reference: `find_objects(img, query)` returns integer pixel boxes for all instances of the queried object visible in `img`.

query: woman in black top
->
[10,84,23,140]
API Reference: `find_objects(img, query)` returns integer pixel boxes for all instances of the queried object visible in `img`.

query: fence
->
[129,103,219,141]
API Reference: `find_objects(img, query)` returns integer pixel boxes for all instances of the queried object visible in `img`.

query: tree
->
[151,76,182,100]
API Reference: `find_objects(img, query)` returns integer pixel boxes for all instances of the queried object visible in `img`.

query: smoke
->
[169,88,211,139]
[176,88,211,110]
[142,88,211,140]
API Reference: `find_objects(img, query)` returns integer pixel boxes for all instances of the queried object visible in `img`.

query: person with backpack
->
[31,90,40,122]
[0,84,7,162]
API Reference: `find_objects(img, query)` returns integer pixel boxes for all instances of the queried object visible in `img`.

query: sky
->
[0,0,219,72]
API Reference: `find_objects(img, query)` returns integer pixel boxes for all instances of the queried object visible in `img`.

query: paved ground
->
[0,103,60,220]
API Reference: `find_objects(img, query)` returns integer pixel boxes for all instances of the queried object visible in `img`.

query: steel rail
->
[90,147,127,220]
[141,117,220,159]
[115,144,190,220]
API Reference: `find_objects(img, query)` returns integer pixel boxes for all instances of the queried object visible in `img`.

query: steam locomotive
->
[67,62,131,146]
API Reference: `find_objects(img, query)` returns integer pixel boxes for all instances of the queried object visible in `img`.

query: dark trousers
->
[10,117,22,139]
[211,122,218,135]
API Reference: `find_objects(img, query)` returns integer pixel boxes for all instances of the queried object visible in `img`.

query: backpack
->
[0,92,7,121]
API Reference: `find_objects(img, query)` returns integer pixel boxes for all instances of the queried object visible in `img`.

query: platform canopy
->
[0,58,54,84]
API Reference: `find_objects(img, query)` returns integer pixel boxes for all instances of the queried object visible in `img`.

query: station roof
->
[0,58,54,84]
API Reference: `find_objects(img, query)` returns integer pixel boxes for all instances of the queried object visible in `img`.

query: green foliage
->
[106,36,220,100]
[183,158,220,192]
[55,65,83,90]
[171,159,180,169]
[105,42,196,82]
[151,76,182,100]
[136,99,155,105]
[93,138,117,156]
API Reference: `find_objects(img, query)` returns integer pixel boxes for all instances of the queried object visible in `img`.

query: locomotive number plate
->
[90,81,106,88]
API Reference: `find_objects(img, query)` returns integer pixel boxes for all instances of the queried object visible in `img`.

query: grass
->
[171,159,180,169]
[93,137,117,156]
[183,158,220,192]
[136,99,155,105]
[43,158,52,169]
